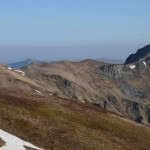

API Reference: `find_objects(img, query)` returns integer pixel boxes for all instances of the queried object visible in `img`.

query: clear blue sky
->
[0,0,150,63]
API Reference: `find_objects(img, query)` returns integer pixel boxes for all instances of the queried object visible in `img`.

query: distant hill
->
[8,58,38,68]
[125,44,150,64]
[97,58,124,64]
[8,58,124,69]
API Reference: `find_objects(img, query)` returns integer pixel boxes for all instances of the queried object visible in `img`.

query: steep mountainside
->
[0,45,150,149]
[125,45,150,64]
[0,64,43,91]
[21,56,150,126]
[1,54,150,127]
[0,89,150,150]
[0,45,150,127]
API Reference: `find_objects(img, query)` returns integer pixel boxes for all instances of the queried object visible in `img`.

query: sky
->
[0,0,150,63]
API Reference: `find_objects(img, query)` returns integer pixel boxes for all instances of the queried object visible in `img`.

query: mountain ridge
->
[8,58,124,69]
[8,58,36,68]
[1,52,150,126]
[0,45,150,149]
[125,44,150,64]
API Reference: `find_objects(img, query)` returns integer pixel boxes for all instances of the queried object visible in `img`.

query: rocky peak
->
[125,45,150,64]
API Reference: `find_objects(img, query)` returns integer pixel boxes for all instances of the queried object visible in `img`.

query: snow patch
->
[34,89,42,94]
[7,67,12,70]
[143,61,147,66]
[129,65,136,69]
[14,70,25,76]
[0,129,44,150]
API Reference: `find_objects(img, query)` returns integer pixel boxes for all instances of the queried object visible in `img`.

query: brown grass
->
[0,138,5,147]
[0,89,150,150]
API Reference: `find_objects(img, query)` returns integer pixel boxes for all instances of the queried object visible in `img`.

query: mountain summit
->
[125,44,150,64]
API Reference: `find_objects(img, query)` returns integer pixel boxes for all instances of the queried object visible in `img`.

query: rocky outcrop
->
[125,45,150,64]
[98,64,132,79]
[125,101,143,123]
[121,84,149,99]
[41,74,77,99]
[146,57,150,67]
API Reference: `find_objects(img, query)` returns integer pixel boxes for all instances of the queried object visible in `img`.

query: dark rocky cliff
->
[125,45,150,64]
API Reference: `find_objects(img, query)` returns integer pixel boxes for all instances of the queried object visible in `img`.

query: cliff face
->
[125,45,150,64]
[94,57,150,125]
[98,64,132,79]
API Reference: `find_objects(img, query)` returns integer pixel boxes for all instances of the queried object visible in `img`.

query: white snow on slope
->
[0,129,44,150]
[143,61,147,66]
[7,67,12,70]
[129,65,136,69]
[14,70,25,76]
[34,89,42,94]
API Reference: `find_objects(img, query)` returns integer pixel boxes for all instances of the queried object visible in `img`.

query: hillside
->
[20,58,150,126]
[0,52,150,127]
[0,64,44,91]
[0,45,150,149]
[0,89,150,150]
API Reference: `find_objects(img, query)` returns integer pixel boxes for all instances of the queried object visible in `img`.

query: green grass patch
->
[37,106,150,145]
[37,106,118,131]
[1,92,150,150]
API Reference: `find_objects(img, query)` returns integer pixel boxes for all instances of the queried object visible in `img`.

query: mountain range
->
[0,44,150,150]
[97,58,124,64]
[8,58,124,69]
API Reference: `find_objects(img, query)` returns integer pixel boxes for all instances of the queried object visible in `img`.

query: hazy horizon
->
[0,44,147,64]
[0,1,150,63]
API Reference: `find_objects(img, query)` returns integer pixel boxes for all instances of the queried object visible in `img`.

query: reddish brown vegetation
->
[0,88,150,150]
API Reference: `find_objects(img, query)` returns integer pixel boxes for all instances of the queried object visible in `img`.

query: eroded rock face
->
[145,106,150,124]
[45,74,77,99]
[121,84,149,99]
[92,59,150,125]
[126,101,143,123]
[98,64,132,79]
[146,57,150,67]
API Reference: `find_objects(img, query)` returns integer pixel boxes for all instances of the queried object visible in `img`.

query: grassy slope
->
[0,89,150,150]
